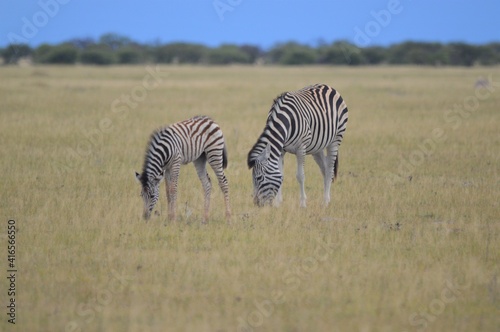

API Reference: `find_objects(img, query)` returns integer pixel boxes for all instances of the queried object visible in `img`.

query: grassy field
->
[1,64,499,332]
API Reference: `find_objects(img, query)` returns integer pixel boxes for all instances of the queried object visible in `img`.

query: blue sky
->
[1,0,499,48]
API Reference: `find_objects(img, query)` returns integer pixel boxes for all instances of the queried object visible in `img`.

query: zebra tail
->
[223,144,228,169]
[333,153,339,182]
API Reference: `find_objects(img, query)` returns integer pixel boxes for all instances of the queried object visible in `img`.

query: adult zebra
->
[247,84,348,207]
[135,116,231,223]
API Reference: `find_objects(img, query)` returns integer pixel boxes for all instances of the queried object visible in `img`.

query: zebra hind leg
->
[313,150,330,205]
[207,154,231,223]
[324,145,339,206]
[194,154,212,224]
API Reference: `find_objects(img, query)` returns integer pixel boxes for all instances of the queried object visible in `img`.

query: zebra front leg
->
[164,170,174,221]
[275,187,283,207]
[274,153,285,206]
[194,157,212,224]
[295,150,307,208]
[167,162,181,222]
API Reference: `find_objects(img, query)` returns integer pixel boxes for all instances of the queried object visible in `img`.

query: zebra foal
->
[248,84,348,207]
[135,116,231,223]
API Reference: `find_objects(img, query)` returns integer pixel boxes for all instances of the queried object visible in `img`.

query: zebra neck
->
[248,110,289,168]
[256,128,285,160]
[142,129,176,180]
[264,110,288,148]
[142,155,165,183]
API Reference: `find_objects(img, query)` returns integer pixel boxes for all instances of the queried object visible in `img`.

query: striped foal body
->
[135,116,231,223]
[248,84,348,207]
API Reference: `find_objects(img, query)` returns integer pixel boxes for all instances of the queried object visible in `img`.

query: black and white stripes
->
[135,116,231,223]
[248,84,348,207]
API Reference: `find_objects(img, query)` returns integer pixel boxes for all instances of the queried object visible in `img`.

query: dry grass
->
[0,65,499,332]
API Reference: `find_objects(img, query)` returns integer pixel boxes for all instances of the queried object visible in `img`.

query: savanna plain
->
[0,65,499,332]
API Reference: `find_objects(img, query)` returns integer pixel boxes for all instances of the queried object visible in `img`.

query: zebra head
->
[248,144,283,207]
[135,171,164,220]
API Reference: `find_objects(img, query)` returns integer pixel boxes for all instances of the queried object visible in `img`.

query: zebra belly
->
[180,149,204,165]
[305,137,336,155]
[283,131,335,155]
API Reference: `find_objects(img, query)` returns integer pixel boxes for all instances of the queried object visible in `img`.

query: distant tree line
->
[2,33,499,66]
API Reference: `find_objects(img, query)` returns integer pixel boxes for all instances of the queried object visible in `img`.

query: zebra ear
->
[257,144,271,163]
[135,171,141,183]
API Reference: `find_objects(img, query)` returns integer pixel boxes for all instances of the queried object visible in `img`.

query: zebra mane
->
[271,91,290,112]
[273,92,288,105]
